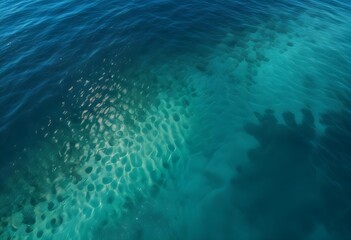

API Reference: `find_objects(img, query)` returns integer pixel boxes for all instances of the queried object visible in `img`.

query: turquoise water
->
[1,1,351,239]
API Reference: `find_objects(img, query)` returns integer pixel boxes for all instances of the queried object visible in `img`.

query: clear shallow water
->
[0,0,351,239]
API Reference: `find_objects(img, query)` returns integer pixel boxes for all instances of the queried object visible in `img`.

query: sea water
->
[0,0,351,239]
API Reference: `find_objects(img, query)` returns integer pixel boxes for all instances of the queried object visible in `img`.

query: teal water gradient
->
[0,1,351,239]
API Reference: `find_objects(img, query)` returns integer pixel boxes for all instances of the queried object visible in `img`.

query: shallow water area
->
[1,1,351,240]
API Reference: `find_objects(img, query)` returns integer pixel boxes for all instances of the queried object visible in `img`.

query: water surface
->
[1,1,351,239]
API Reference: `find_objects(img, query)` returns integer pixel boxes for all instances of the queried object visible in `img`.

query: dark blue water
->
[1,0,351,239]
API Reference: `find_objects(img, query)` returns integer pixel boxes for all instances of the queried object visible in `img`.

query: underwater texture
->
[0,0,351,239]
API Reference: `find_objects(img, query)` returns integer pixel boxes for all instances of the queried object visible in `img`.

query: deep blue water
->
[1,0,351,239]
